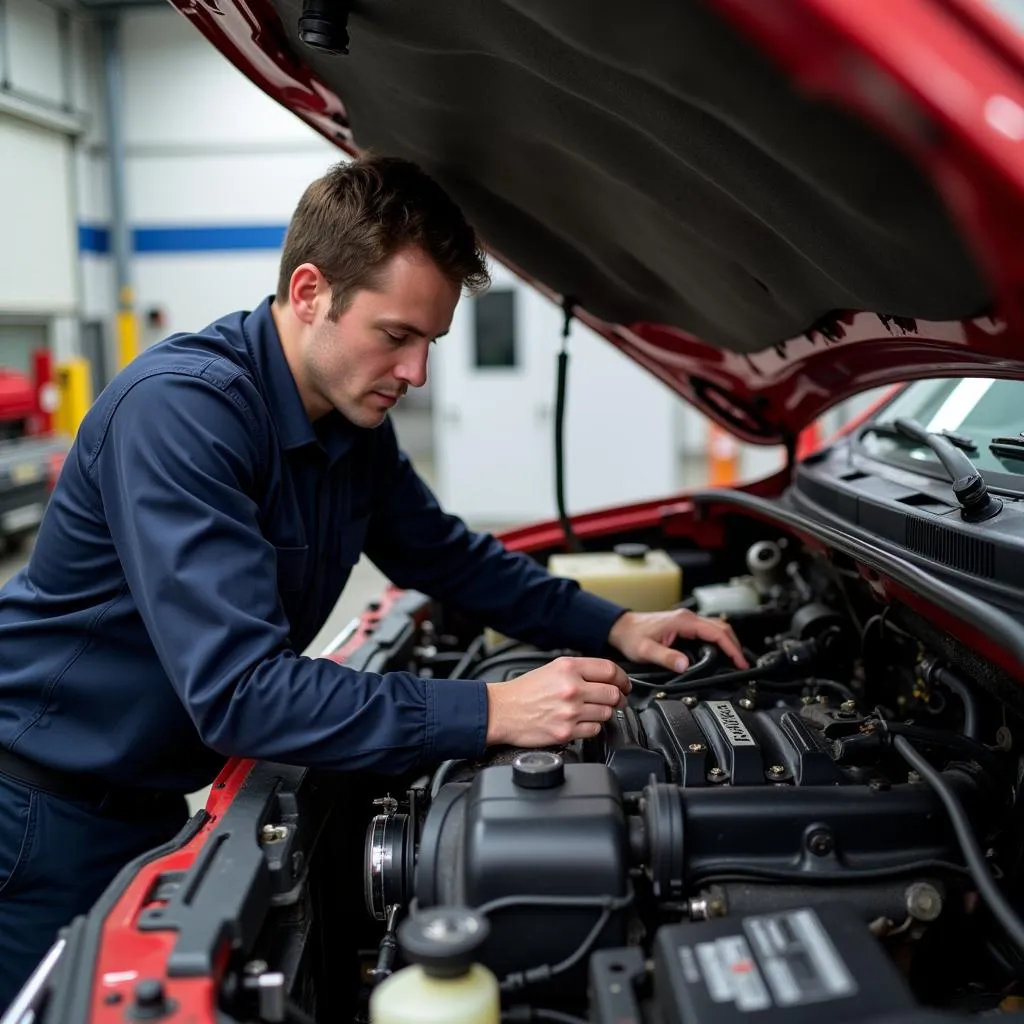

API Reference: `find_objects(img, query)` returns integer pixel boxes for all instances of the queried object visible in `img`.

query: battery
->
[653,901,916,1024]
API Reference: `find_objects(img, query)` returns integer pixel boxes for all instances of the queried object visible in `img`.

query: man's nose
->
[395,343,429,388]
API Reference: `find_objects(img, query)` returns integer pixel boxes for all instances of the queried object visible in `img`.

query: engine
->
[355,536,1017,1021]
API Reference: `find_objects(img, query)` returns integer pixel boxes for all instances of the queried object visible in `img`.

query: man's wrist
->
[606,609,634,650]
[484,683,508,746]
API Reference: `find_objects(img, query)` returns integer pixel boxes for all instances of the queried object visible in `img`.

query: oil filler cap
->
[512,750,565,789]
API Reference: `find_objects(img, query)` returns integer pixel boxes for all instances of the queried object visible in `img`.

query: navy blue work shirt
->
[0,299,625,793]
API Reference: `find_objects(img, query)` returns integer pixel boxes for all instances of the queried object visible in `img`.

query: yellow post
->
[116,285,139,369]
[54,359,95,439]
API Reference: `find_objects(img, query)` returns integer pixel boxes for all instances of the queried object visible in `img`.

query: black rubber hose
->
[657,661,774,694]
[931,663,980,740]
[629,645,718,690]
[893,735,1024,954]
[882,721,999,770]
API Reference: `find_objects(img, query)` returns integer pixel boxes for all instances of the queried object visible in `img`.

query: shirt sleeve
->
[363,419,626,654]
[88,370,487,773]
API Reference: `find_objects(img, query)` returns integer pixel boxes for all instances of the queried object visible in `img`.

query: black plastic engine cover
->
[598,697,856,791]
[415,762,630,983]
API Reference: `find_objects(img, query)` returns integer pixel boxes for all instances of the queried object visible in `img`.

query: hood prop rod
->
[555,298,582,553]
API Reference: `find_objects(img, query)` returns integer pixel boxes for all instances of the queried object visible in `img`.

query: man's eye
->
[384,331,407,344]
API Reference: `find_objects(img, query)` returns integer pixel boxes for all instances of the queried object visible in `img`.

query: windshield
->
[860,378,1024,477]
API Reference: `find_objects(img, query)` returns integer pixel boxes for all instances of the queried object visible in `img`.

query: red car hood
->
[171,0,1024,444]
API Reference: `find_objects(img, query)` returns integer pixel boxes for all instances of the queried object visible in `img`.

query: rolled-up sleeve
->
[89,371,487,773]
[364,420,626,655]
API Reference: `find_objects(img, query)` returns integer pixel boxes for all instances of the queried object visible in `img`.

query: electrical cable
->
[470,887,634,994]
[500,909,612,993]
[429,759,466,800]
[476,888,634,918]
[449,634,486,680]
[893,735,1024,954]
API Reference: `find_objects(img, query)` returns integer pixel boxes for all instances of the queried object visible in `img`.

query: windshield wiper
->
[890,418,1002,522]
[990,435,1024,463]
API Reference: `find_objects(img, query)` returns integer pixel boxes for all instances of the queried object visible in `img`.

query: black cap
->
[397,908,490,978]
[298,0,351,54]
[512,750,565,789]
[614,542,650,560]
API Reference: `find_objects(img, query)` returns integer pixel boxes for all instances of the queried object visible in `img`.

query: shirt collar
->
[242,297,358,463]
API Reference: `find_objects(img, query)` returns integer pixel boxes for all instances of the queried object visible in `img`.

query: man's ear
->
[288,264,326,325]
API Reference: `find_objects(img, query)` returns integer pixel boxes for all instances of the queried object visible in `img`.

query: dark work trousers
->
[0,772,188,1013]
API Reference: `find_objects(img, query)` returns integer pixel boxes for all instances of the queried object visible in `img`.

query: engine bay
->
[69,503,1024,1024]
[347,516,1024,1023]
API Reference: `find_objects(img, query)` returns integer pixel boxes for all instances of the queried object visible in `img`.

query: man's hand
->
[608,609,748,673]
[485,657,631,747]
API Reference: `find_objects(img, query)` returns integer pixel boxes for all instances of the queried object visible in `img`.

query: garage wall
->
[116,6,340,342]
[0,0,97,357]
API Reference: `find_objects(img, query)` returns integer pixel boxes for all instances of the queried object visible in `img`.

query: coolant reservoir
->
[547,543,682,611]
[370,908,499,1024]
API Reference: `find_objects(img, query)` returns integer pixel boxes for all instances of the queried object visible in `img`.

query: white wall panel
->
[122,7,320,149]
[0,113,76,314]
[127,150,338,223]
[80,257,112,321]
[7,0,64,106]
[133,254,281,340]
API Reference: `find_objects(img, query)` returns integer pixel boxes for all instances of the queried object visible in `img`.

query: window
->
[473,290,517,369]
[860,377,1024,482]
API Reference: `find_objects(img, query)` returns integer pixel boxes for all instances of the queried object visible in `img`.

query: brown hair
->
[276,153,490,318]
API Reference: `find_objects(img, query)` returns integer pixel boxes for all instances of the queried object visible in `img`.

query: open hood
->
[169,0,1024,443]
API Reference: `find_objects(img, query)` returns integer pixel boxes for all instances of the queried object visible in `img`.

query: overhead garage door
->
[0,112,77,315]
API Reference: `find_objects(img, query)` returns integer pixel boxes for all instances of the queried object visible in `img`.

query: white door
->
[432,265,680,526]
[432,264,557,525]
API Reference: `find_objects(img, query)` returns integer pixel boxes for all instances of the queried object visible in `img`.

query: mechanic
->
[0,153,745,1009]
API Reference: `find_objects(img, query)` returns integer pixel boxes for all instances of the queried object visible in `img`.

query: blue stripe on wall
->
[78,224,110,254]
[77,224,287,255]
[134,225,287,253]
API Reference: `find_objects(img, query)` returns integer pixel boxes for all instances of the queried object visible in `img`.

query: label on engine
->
[706,700,756,746]
[691,935,770,1012]
[743,908,857,1007]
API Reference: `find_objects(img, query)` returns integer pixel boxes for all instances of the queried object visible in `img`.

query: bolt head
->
[840,700,857,713]
[801,695,815,706]
[708,767,727,781]
[689,743,705,753]
[905,882,943,922]
[261,824,288,843]
[655,691,668,700]
[768,765,786,777]
[682,695,699,708]
[807,829,834,856]
[739,698,754,710]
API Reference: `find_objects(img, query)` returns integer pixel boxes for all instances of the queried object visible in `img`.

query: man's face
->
[302,247,460,428]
